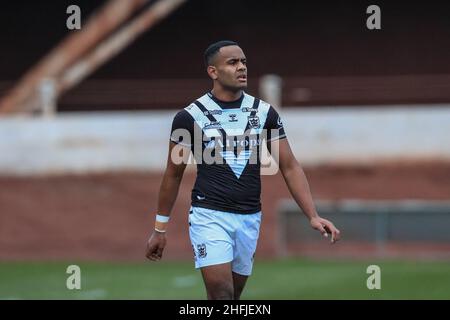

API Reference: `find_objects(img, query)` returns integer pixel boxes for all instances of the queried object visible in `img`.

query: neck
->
[211,86,243,102]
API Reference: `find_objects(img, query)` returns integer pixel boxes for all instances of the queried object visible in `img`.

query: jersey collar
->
[207,91,244,109]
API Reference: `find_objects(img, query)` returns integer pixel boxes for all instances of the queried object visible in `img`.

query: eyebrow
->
[226,57,247,62]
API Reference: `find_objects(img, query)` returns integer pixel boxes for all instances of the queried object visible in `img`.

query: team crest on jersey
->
[248,115,260,128]
[197,243,207,258]
[228,114,238,122]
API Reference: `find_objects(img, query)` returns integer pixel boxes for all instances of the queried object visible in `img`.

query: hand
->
[310,216,341,244]
[145,231,167,261]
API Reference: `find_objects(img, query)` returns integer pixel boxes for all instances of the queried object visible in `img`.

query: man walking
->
[146,40,341,300]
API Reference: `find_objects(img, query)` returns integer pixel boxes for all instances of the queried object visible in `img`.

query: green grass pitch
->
[1,258,449,299]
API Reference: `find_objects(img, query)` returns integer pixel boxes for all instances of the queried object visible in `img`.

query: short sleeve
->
[170,110,194,147]
[263,106,287,142]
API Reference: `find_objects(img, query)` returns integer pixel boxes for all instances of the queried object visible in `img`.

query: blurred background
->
[0,0,449,299]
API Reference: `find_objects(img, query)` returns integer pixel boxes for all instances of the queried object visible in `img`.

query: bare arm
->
[157,142,189,215]
[146,141,189,261]
[271,138,341,243]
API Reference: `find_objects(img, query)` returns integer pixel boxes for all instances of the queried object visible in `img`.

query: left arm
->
[271,138,341,243]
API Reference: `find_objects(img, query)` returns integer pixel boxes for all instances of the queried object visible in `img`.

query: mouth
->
[237,74,247,82]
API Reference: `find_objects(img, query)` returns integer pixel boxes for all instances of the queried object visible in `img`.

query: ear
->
[207,66,218,80]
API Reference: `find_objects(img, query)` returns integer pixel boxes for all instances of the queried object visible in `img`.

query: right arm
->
[145,141,190,261]
[157,142,188,215]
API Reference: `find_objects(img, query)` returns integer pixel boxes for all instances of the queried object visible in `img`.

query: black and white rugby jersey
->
[170,91,286,214]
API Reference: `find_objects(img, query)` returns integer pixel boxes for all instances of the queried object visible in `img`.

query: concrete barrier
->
[0,105,449,175]
[278,199,450,258]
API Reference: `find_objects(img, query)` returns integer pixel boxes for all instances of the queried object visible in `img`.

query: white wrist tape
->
[156,214,170,223]
[155,214,170,232]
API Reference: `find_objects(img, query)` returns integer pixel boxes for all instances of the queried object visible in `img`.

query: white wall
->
[282,105,450,164]
[0,105,449,175]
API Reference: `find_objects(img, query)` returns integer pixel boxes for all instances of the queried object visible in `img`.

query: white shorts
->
[188,206,262,276]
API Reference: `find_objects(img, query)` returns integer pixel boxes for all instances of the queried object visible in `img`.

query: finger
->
[146,254,156,261]
[315,223,327,236]
[321,222,335,242]
[329,226,339,243]
[334,228,341,242]
[146,250,156,260]
[145,247,155,259]
[156,246,164,259]
[324,224,335,243]
[151,253,161,261]
[146,247,159,261]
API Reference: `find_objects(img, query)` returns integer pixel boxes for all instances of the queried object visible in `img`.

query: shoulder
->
[171,108,195,131]
[267,104,280,116]
[172,109,192,123]
[181,94,211,120]
[175,101,199,120]
[242,92,271,112]
[263,105,284,128]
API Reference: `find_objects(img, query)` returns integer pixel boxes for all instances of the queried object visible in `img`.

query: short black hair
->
[204,40,239,67]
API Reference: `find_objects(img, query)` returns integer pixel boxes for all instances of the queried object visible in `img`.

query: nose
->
[237,61,246,71]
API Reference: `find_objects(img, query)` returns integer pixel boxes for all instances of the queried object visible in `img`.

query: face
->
[208,45,247,91]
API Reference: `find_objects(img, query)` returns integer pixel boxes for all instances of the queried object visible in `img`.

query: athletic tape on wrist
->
[155,214,170,232]
[156,214,170,223]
